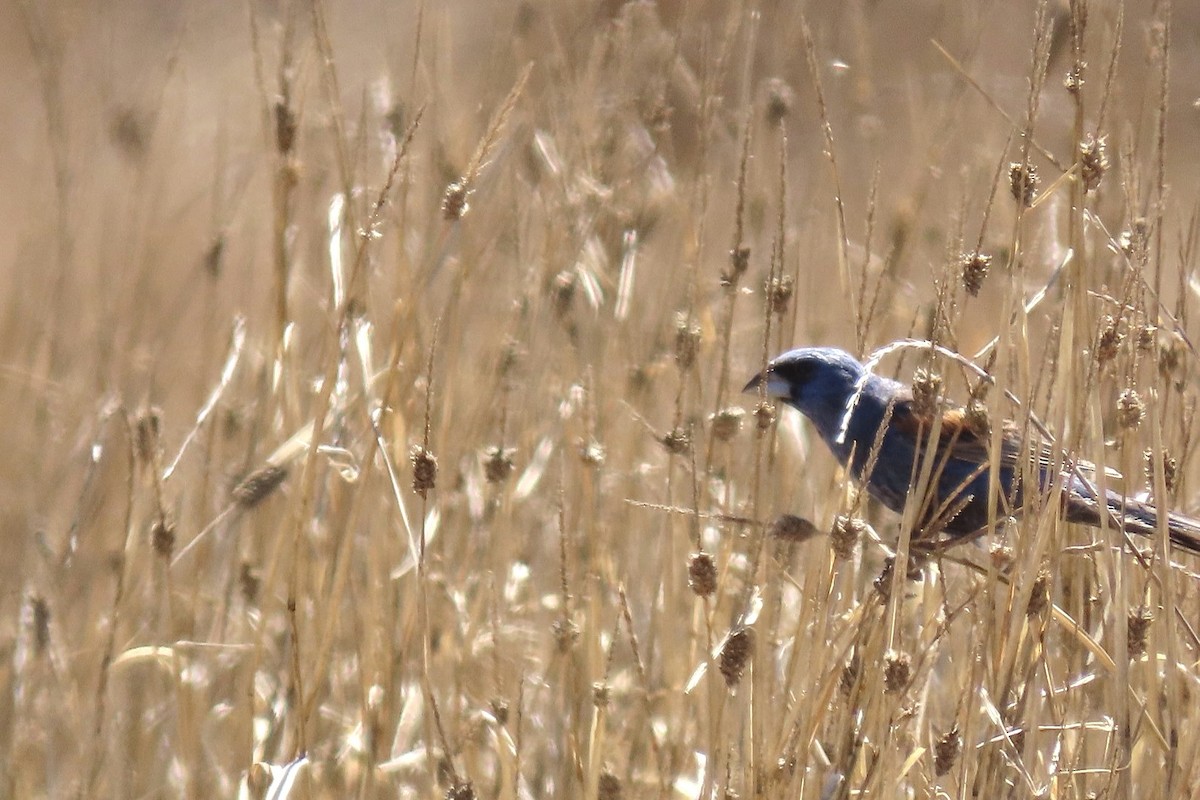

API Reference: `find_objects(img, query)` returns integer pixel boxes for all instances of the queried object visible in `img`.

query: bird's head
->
[743,347,867,436]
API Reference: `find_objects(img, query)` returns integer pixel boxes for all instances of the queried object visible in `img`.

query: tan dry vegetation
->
[3,0,1200,797]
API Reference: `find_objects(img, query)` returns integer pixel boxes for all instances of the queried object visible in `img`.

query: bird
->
[744,346,1200,555]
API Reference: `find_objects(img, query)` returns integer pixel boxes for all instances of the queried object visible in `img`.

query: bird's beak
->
[743,369,790,398]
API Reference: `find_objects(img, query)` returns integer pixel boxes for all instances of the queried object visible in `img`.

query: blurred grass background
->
[3,0,1200,797]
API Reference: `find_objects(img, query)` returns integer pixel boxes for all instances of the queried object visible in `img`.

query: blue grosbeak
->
[745,346,1200,554]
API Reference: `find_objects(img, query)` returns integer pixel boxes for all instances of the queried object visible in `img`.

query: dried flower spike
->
[442,180,470,220]
[551,270,576,317]
[1027,567,1051,617]
[1115,388,1145,430]
[151,516,176,559]
[883,649,912,693]
[839,656,861,697]
[445,782,477,800]
[1095,315,1123,364]
[720,627,754,688]
[483,446,517,483]
[674,314,701,370]
[232,464,289,509]
[1080,134,1108,192]
[1008,161,1039,207]
[766,273,794,316]
[934,726,962,776]
[1145,447,1178,495]
[552,616,579,652]
[1064,62,1085,94]
[910,367,943,418]
[965,398,990,436]
[597,771,623,800]
[769,514,818,544]
[726,246,751,285]
[764,77,795,125]
[709,407,746,441]
[30,594,50,653]
[578,439,606,467]
[960,250,992,298]
[1128,606,1154,659]
[410,445,438,497]
[661,426,691,455]
[688,552,718,597]
[831,515,867,560]
[134,406,162,465]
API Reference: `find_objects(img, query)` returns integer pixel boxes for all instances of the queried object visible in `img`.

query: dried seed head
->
[1145,447,1179,494]
[552,616,579,652]
[240,561,261,603]
[30,594,50,654]
[445,782,477,800]
[965,398,991,437]
[661,426,691,456]
[597,770,623,800]
[959,250,992,297]
[709,407,746,441]
[483,446,517,483]
[499,337,522,376]
[910,367,943,418]
[1159,334,1185,382]
[151,516,175,559]
[873,559,896,598]
[934,725,962,776]
[1115,388,1145,430]
[883,649,912,693]
[1064,62,1085,94]
[688,552,718,597]
[1008,162,1039,207]
[774,755,797,784]
[592,681,610,708]
[135,407,162,464]
[273,99,297,154]
[1027,567,1051,617]
[489,697,509,725]
[442,180,470,220]
[204,235,225,278]
[769,514,818,544]
[232,464,289,509]
[766,274,795,316]
[726,246,751,285]
[111,105,149,159]
[551,270,576,317]
[720,627,754,688]
[410,445,438,497]
[830,515,867,560]
[753,401,776,430]
[1137,324,1156,351]
[1128,606,1154,659]
[839,656,861,697]
[1120,218,1150,263]
[674,314,702,370]
[989,540,1015,570]
[1080,135,1108,192]
[764,77,795,125]
[874,557,921,598]
[1095,315,1123,364]
[578,439,606,467]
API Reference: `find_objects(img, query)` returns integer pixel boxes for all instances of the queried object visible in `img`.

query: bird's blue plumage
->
[746,346,1200,553]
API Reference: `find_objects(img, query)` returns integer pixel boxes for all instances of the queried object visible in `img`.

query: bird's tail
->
[1063,481,1200,556]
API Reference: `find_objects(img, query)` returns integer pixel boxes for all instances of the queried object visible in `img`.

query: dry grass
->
[3,0,1200,797]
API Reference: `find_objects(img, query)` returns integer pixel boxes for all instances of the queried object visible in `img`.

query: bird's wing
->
[889,403,1011,465]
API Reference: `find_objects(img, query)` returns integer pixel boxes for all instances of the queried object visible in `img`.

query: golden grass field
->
[4,0,1200,797]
